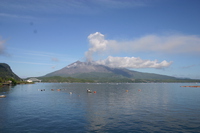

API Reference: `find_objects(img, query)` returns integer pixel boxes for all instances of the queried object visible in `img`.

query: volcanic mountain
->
[44,61,178,82]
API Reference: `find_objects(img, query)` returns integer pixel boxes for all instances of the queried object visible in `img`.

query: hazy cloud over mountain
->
[96,56,173,69]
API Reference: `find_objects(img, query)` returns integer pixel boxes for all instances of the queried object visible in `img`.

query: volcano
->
[44,61,178,82]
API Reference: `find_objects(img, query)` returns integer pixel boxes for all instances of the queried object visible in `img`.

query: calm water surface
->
[0,83,200,133]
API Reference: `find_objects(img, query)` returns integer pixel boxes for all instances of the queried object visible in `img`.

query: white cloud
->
[51,66,56,69]
[85,32,200,69]
[51,57,59,62]
[3,60,54,66]
[0,37,6,55]
[96,56,173,69]
[86,32,200,57]
[91,0,147,9]
[0,13,35,20]
[122,34,200,54]
[0,0,148,17]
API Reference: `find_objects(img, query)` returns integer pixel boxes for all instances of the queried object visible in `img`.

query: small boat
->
[87,89,92,93]
[0,95,6,98]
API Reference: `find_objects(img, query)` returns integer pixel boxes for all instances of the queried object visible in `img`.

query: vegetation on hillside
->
[0,77,34,87]
[66,72,199,83]
[0,63,21,81]
[0,63,34,87]
[38,76,94,83]
[38,75,200,83]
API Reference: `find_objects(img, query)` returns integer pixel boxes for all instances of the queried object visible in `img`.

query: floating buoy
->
[93,91,96,93]
[57,89,61,91]
[126,90,128,92]
[0,95,6,98]
[138,89,141,91]
[69,92,72,94]
[87,89,92,93]
[51,89,54,91]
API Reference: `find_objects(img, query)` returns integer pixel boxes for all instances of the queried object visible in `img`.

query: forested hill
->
[0,63,21,81]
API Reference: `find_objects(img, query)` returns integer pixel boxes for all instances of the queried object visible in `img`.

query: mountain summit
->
[45,61,127,76]
[44,61,177,82]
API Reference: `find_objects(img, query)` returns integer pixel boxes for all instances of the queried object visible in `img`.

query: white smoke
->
[85,32,108,62]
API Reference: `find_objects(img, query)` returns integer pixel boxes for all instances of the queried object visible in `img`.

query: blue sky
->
[0,0,200,79]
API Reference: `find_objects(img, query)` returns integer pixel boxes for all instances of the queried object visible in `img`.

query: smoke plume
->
[85,32,108,62]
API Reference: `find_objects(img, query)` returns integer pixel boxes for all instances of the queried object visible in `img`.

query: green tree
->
[8,78,17,85]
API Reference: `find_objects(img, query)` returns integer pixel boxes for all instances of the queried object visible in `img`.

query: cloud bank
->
[85,32,200,69]
[117,34,200,54]
[96,56,172,69]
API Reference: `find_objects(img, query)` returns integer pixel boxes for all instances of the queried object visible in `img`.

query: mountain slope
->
[0,63,21,81]
[44,61,177,81]
[46,61,112,76]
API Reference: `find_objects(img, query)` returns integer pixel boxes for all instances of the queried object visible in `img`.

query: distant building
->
[27,79,33,83]
[27,78,41,82]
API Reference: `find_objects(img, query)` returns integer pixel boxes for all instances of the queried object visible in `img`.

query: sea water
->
[0,83,200,133]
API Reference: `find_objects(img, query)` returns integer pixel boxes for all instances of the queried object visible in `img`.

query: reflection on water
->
[0,83,200,132]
